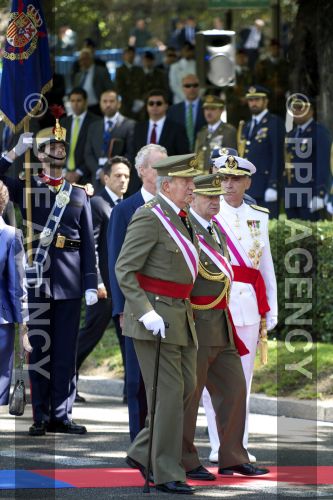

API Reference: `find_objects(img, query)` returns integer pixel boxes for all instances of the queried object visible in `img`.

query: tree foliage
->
[288,0,333,130]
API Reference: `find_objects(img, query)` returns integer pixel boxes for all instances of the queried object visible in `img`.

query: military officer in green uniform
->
[194,95,237,173]
[115,153,202,495]
[181,173,269,479]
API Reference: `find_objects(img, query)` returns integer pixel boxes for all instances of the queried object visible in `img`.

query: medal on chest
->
[246,219,263,268]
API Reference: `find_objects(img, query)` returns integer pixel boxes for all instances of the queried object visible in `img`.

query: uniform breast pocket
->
[163,239,181,265]
[154,295,173,318]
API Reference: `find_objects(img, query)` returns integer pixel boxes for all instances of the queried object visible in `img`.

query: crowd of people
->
[0,12,331,496]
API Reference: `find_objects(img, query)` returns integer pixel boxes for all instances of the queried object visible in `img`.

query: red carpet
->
[34,466,332,488]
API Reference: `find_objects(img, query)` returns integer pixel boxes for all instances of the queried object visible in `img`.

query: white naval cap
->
[213,154,256,176]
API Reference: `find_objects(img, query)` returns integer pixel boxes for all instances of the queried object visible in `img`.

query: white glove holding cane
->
[139,310,166,338]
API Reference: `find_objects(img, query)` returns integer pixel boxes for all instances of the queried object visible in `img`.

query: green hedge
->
[269,218,333,343]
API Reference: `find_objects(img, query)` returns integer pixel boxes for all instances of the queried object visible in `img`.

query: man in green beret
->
[115,153,201,495]
[182,173,269,479]
[194,95,237,172]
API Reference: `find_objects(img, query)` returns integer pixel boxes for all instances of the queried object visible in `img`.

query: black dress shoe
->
[156,481,195,495]
[47,420,87,434]
[218,463,269,476]
[186,465,216,481]
[75,393,86,403]
[28,421,46,436]
[125,456,154,483]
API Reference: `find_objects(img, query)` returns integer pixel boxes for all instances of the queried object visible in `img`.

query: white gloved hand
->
[18,323,33,354]
[326,201,333,215]
[13,132,34,156]
[266,316,278,331]
[85,289,98,306]
[264,188,278,202]
[309,196,324,213]
[139,310,166,338]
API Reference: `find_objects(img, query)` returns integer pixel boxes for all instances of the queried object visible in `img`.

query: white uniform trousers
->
[203,322,260,453]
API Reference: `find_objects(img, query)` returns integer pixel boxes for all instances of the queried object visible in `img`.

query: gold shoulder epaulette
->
[250,204,270,214]
[72,183,94,197]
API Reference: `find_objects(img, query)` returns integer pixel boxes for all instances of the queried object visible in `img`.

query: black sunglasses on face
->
[183,83,199,88]
[148,100,164,106]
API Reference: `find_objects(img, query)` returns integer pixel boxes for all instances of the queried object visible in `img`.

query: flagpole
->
[24,117,33,266]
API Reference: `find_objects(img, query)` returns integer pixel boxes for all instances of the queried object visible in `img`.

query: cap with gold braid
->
[202,94,225,108]
[153,153,202,177]
[193,173,226,196]
[245,85,269,99]
[213,154,256,176]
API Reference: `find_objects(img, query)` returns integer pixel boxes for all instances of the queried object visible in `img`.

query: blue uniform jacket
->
[284,120,331,204]
[108,190,144,316]
[0,217,27,324]
[0,157,97,299]
[242,111,285,199]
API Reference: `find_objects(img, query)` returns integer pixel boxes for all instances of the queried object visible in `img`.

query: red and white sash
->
[197,234,233,283]
[151,205,199,282]
[213,213,252,268]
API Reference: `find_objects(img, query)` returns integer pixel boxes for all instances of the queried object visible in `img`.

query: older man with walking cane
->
[115,153,201,495]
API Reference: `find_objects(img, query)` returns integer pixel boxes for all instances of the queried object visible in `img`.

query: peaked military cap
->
[36,122,68,150]
[202,94,225,108]
[213,154,256,176]
[245,85,270,99]
[193,173,226,196]
[153,153,202,177]
[211,146,238,160]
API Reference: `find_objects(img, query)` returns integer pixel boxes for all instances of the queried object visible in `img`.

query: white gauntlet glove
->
[85,289,98,306]
[18,323,33,354]
[139,310,166,338]
[326,201,333,215]
[264,188,278,202]
[309,196,324,213]
[266,316,278,331]
[13,132,33,156]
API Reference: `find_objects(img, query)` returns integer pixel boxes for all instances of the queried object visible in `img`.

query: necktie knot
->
[116,198,121,204]
[207,224,213,235]
[107,120,113,132]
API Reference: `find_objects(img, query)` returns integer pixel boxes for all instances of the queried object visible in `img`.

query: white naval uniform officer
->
[203,153,278,463]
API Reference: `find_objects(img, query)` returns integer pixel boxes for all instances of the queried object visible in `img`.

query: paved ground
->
[0,392,332,499]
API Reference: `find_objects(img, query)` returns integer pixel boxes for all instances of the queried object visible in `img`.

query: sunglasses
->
[148,100,164,106]
[183,83,199,88]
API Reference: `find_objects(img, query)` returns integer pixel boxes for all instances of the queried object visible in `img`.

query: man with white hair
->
[108,144,167,442]
[203,153,277,463]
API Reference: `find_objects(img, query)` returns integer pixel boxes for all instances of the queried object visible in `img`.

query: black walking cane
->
[143,322,169,493]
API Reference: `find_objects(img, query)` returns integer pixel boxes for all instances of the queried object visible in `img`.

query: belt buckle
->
[55,234,66,248]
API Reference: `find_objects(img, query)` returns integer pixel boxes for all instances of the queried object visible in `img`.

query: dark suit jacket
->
[108,190,144,315]
[61,111,99,182]
[85,114,136,187]
[0,217,26,324]
[73,64,114,101]
[167,99,207,141]
[132,118,190,158]
[128,118,190,195]
[90,189,115,296]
